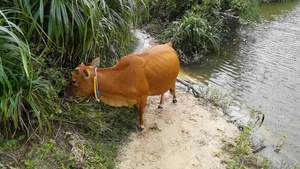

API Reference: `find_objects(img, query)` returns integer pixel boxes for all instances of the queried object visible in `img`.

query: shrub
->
[148,0,202,23]
[162,3,223,64]
[147,0,260,64]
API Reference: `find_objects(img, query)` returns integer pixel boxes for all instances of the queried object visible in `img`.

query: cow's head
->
[64,57,100,99]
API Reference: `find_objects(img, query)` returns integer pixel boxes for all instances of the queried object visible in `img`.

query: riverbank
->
[116,87,239,168]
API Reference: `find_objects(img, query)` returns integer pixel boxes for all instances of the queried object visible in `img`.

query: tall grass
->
[0,14,54,137]
[163,6,223,64]
[1,0,147,66]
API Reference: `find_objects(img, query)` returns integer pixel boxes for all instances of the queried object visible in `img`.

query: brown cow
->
[64,43,180,130]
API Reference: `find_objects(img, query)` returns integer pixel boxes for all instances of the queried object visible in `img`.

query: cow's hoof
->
[172,99,177,103]
[137,125,144,131]
[158,105,163,109]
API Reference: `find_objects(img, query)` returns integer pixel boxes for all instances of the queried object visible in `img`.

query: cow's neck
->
[94,67,118,94]
[94,67,136,107]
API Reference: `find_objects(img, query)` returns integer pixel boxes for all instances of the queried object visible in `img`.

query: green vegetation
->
[262,0,298,2]
[0,97,139,168]
[0,13,54,137]
[145,0,260,64]
[223,126,271,168]
[0,0,147,66]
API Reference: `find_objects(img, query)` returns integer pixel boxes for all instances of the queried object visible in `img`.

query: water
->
[181,2,300,166]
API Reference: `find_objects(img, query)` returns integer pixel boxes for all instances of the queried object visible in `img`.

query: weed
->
[274,135,286,153]
[22,139,76,168]
[223,126,271,168]
[197,85,237,109]
[149,123,162,131]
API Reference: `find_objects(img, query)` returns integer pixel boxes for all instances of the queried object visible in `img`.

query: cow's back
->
[142,43,179,95]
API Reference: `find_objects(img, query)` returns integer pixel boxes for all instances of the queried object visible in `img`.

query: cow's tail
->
[166,43,173,48]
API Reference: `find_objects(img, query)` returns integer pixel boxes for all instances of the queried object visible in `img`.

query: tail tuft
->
[166,43,173,47]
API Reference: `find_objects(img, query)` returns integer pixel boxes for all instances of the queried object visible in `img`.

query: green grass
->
[0,98,139,168]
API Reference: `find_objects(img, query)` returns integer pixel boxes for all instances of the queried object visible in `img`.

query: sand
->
[116,87,239,169]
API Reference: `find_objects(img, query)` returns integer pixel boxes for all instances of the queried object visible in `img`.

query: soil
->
[116,87,240,169]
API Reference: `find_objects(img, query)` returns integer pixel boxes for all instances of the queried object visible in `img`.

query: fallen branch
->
[214,11,239,20]
[176,77,201,97]
[213,10,248,23]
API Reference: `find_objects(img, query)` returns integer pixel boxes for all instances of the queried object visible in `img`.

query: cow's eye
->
[72,80,76,85]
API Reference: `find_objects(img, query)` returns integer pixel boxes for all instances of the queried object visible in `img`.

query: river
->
[181,1,300,166]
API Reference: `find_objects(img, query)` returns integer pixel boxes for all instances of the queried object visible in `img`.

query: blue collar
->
[94,68,100,101]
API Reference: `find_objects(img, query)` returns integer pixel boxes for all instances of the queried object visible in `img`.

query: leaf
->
[39,0,44,23]
[18,134,26,140]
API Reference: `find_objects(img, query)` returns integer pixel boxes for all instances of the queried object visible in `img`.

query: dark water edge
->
[180,1,300,166]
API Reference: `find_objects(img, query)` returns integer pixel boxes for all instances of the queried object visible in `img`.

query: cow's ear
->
[82,69,90,79]
[91,57,100,68]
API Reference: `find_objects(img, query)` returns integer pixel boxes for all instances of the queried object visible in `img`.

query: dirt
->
[116,87,240,169]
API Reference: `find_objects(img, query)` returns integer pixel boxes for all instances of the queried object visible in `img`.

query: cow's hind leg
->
[170,83,177,103]
[158,94,164,109]
[137,96,147,131]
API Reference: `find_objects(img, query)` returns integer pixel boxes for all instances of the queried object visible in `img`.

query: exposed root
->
[65,132,90,165]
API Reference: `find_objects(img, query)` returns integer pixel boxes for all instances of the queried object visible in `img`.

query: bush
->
[148,0,202,23]
[147,0,260,64]
[162,0,224,64]
[163,11,222,64]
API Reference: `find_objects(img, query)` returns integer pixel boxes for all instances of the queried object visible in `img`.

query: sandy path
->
[116,87,239,169]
